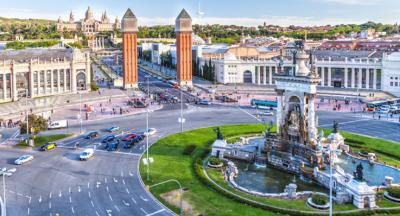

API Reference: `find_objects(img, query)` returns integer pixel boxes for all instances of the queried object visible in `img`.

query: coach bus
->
[250,99,278,110]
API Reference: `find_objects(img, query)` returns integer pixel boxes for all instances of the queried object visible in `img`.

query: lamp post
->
[79,92,83,134]
[180,87,184,133]
[146,75,150,181]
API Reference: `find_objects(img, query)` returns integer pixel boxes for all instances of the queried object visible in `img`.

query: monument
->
[122,8,139,89]
[175,9,193,86]
[264,40,324,174]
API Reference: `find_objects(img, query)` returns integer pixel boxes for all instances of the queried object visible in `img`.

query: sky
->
[0,0,399,27]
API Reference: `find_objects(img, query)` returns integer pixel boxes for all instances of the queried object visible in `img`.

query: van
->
[48,120,68,130]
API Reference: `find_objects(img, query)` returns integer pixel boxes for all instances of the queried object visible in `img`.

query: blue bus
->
[250,99,278,110]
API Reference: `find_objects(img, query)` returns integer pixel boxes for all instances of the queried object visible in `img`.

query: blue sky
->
[0,0,399,26]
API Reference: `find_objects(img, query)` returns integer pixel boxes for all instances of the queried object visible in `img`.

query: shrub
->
[90,82,99,91]
[387,187,400,199]
[359,148,369,155]
[208,156,222,166]
[311,194,328,206]
[183,144,197,155]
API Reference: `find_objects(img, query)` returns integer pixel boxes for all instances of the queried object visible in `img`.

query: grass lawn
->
[17,134,72,147]
[140,124,400,216]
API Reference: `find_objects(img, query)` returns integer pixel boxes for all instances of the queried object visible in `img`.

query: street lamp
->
[145,75,150,181]
[180,87,184,133]
[79,92,83,134]
[1,170,12,216]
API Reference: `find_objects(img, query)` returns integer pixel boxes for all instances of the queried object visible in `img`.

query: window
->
[390,82,393,86]
[0,74,3,99]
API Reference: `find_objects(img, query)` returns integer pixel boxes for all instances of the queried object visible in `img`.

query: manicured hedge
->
[183,144,197,155]
[209,156,222,165]
[388,187,400,199]
[311,194,328,206]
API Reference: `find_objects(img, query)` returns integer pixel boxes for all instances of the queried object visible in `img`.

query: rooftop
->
[0,48,75,63]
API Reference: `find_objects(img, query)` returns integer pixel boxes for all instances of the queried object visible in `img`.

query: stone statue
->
[265,121,274,138]
[214,127,224,140]
[295,40,305,50]
[353,163,364,181]
[333,121,339,133]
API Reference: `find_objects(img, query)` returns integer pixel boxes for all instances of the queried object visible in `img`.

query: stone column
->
[57,69,60,93]
[269,66,273,84]
[67,69,71,93]
[50,70,54,93]
[321,67,325,86]
[358,68,362,89]
[2,74,6,99]
[365,68,370,89]
[257,68,261,85]
[351,68,355,88]
[327,67,332,87]
[344,68,348,88]
[373,68,377,90]
[44,70,47,94]
[11,65,17,101]
[307,94,317,141]
[29,67,34,98]
[276,90,284,135]
[263,66,267,85]
[37,71,41,95]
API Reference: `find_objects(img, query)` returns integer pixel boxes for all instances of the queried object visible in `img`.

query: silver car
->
[14,155,34,165]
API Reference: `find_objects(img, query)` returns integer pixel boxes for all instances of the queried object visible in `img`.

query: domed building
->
[57,7,121,35]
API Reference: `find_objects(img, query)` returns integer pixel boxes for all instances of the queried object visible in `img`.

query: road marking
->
[69,187,71,193]
[106,186,109,192]
[122,179,126,185]
[146,209,166,216]
[17,193,23,196]
[131,197,137,204]
[122,199,131,207]
[88,182,90,189]
[319,119,370,127]
[114,205,120,212]
[69,196,72,203]
[105,177,107,183]
[113,178,118,183]
[88,191,91,198]
[71,206,75,214]
[140,208,148,215]
[140,196,148,202]
[96,181,101,188]
[109,194,113,201]
[126,188,130,194]
[8,190,15,194]
[49,192,52,199]
[59,191,62,198]
[28,196,31,204]
[27,207,30,215]
[121,170,124,177]
[95,211,100,216]
[91,200,95,207]
[39,196,42,203]
[78,186,81,192]
[129,171,134,176]
[49,202,52,209]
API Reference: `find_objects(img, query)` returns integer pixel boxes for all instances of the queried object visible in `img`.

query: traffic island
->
[140,124,400,216]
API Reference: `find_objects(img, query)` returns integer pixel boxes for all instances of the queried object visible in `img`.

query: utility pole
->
[146,75,150,181]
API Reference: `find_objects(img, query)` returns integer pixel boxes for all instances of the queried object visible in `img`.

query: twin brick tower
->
[122,8,193,89]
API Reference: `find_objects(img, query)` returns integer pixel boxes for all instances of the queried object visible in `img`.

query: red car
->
[122,133,137,141]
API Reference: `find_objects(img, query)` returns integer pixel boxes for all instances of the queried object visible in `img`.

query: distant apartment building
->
[57,7,121,35]
[0,48,91,103]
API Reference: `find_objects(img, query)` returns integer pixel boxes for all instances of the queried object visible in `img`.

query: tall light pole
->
[146,75,150,181]
[25,89,29,138]
[180,87,184,133]
[79,93,83,134]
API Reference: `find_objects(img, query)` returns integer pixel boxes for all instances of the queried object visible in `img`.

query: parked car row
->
[377,104,400,114]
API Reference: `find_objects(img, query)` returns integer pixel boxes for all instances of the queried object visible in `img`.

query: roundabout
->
[140,124,400,216]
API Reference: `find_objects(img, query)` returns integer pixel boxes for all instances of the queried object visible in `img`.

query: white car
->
[145,128,157,136]
[14,155,34,165]
[80,149,94,161]
[260,111,274,116]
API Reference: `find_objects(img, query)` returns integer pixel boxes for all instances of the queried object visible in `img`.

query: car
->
[106,126,120,133]
[85,131,99,139]
[106,141,119,151]
[260,111,274,116]
[145,128,157,136]
[199,99,209,105]
[121,133,138,141]
[102,135,116,143]
[14,155,34,165]
[378,107,389,113]
[80,149,94,160]
[40,142,57,151]
[123,140,134,149]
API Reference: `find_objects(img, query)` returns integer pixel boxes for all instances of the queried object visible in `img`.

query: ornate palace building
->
[0,48,91,103]
[57,7,121,35]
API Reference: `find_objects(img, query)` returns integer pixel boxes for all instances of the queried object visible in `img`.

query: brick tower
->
[175,9,193,86]
[122,8,138,89]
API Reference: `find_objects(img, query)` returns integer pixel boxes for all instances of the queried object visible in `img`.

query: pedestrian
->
[379,115,381,120]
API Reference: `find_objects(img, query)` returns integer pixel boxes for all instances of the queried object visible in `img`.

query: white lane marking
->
[78,186,81,192]
[59,191,62,198]
[319,119,370,127]
[71,206,75,214]
[140,208,148,215]
[131,197,137,204]
[95,211,100,216]
[106,186,109,192]
[38,196,42,203]
[146,209,166,216]
[126,188,130,194]
[91,200,95,207]
[121,170,124,177]
[88,182,90,189]
[27,207,30,215]
[129,171,134,176]
[69,187,71,193]
[109,194,113,201]
[105,177,107,183]
[49,202,52,209]
[96,181,101,188]
[17,193,23,196]
[28,196,31,204]
[113,178,118,183]
[8,190,15,194]
[69,196,72,203]
[238,107,262,123]
[140,196,148,202]
[122,179,126,185]
[49,192,52,199]
[122,200,130,206]
[114,205,120,212]
[88,191,91,198]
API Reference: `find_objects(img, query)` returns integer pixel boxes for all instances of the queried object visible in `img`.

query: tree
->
[20,114,48,135]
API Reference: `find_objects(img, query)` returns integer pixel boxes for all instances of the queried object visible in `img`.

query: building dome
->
[224,52,238,61]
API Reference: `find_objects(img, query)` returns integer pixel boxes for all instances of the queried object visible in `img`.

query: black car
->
[85,131,99,139]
